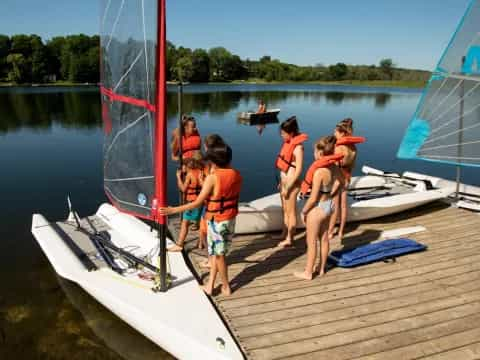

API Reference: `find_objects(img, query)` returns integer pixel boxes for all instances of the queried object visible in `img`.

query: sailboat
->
[397,0,480,211]
[31,1,243,359]
[233,0,480,235]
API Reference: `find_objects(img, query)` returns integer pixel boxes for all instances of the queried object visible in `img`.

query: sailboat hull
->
[32,204,243,360]
[235,173,452,234]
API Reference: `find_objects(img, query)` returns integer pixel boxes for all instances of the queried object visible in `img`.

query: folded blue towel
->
[329,238,427,268]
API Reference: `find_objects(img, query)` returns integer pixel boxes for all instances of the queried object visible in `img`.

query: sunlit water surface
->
[0,84,477,359]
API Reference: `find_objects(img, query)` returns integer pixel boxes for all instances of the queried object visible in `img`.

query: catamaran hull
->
[32,204,243,360]
[403,171,480,211]
[235,174,452,234]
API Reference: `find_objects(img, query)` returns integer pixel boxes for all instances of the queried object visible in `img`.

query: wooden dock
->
[171,202,480,360]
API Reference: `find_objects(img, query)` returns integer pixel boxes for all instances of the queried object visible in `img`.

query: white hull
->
[31,204,243,360]
[235,173,452,234]
[403,171,480,211]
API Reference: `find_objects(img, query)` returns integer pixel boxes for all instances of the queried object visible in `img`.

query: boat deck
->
[170,202,480,360]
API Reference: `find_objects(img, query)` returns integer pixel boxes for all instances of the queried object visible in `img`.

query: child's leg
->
[278,187,299,247]
[169,219,189,252]
[318,217,331,276]
[338,189,348,241]
[328,193,340,239]
[198,217,207,250]
[215,255,231,296]
[294,208,322,280]
[201,256,217,295]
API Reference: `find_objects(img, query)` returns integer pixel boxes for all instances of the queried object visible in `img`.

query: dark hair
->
[280,116,299,136]
[205,145,232,168]
[315,135,336,156]
[204,134,225,149]
[336,118,353,135]
[181,115,196,131]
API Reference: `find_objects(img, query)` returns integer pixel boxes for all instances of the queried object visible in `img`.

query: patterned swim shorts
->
[207,219,236,256]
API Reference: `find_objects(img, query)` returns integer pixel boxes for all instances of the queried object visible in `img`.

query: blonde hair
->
[184,152,204,170]
[336,118,353,135]
[315,135,336,155]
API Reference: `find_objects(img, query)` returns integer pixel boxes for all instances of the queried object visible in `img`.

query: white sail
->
[398,0,480,167]
[100,0,158,218]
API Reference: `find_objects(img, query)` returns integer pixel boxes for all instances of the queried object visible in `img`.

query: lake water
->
[0,84,477,359]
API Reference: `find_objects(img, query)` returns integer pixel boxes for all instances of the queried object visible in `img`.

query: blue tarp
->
[329,238,427,268]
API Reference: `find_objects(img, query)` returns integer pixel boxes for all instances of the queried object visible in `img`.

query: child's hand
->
[158,207,175,216]
[176,169,182,178]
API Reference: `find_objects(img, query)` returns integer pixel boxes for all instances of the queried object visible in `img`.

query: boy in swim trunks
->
[159,144,242,296]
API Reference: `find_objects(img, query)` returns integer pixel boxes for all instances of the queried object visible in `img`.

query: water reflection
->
[0,86,394,134]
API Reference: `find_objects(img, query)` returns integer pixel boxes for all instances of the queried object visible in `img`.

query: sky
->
[0,0,472,70]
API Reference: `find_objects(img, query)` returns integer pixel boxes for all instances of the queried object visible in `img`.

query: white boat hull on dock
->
[31,204,243,360]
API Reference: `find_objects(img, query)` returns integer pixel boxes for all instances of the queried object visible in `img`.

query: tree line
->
[0,34,99,84]
[0,34,430,84]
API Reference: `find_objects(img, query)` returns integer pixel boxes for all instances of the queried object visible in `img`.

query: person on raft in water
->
[168,153,206,252]
[257,99,266,114]
[328,118,365,241]
[275,116,308,248]
[159,144,242,297]
[170,115,202,161]
[295,136,343,280]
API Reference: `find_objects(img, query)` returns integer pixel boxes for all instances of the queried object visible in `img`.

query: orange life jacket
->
[300,154,344,196]
[181,133,201,158]
[184,168,204,202]
[205,168,243,222]
[336,136,366,147]
[275,133,309,172]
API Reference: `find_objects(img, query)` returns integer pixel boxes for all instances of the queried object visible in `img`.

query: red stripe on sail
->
[153,0,167,224]
[100,86,156,112]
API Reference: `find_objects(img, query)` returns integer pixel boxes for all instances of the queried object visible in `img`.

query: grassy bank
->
[230,79,426,89]
[0,81,97,87]
[1,79,426,89]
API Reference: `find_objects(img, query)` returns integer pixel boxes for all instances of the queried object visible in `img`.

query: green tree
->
[208,47,232,81]
[380,58,394,80]
[328,63,348,80]
[0,34,10,80]
[174,56,194,82]
[6,53,28,83]
[46,36,67,80]
[191,48,210,82]
[10,35,32,58]
[31,35,47,82]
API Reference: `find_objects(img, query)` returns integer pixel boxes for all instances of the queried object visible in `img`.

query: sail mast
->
[154,0,168,292]
[456,56,466,199]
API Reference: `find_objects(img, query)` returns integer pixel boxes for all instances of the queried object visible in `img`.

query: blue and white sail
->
[398,0,480,167]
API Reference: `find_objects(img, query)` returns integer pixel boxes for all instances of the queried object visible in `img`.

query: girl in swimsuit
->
[295,136,342,280]
[275,116,308,248]
[329,118,356,241]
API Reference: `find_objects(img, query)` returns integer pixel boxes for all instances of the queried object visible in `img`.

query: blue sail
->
[397,0,480,167]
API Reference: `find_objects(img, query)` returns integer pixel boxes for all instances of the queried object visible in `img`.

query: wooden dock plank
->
[170,203,480,360]
[355,328,480,360]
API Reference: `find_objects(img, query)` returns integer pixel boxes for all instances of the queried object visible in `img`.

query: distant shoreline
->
[0,80,426,90]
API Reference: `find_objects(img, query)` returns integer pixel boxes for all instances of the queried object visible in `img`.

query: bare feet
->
[293,271,313,280]
[277,239,293,248]
[200,284,213,296]
[168,244,183,252]
[318,270,326,278]
[221,285,232,296]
